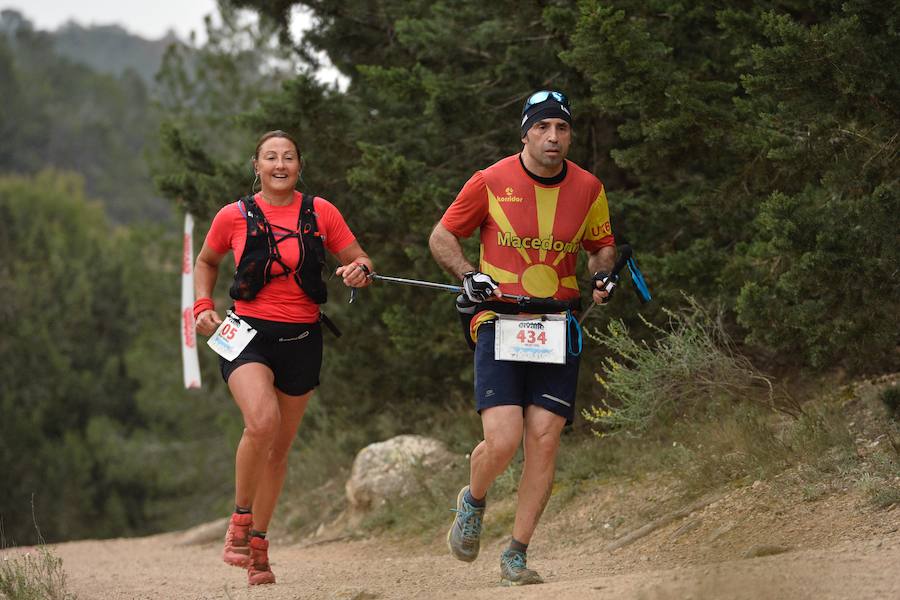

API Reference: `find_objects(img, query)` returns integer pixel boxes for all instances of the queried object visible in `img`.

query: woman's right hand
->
[195,309,223,337]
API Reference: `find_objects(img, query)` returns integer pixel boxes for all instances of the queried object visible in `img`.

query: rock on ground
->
[345,434,459,515]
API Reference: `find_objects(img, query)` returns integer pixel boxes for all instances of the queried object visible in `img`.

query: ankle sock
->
[249,529,267,539]
[508,537,528,554]
[234,505,252,515]
[464,488,486,507]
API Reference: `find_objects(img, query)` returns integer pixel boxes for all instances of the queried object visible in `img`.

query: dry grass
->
[0,546,76,600]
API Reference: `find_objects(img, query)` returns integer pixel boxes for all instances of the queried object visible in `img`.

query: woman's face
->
[254,137,300,196]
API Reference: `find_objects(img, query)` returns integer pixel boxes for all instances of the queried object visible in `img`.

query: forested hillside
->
[0,10,167,222]
[52,22,176,85]
[1,0,897,547]
[0,9,237,545]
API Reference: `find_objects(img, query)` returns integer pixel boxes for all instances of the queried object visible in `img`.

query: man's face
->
[521,118,571,172]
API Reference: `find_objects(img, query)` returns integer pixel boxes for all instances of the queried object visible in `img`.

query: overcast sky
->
[2,0,222,40]
[1,1,345,84]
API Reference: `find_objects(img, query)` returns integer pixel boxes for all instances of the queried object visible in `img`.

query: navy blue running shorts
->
[473,321,580,424]
[219,314,323,396]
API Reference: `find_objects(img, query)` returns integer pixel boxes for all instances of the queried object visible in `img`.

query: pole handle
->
[579,244,634,325]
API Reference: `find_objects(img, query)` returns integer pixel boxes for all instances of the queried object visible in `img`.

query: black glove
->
[462,271,499,303]
[591,271,619,304]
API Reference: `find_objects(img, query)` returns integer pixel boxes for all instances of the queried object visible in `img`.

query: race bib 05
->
[207,311,257,361]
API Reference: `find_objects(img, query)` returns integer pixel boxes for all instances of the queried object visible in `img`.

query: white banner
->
[181,212,202,389]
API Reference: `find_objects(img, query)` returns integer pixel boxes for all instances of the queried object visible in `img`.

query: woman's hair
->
[253,130,301,158]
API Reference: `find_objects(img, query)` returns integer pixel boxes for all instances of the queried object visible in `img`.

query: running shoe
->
[447,486,485,562]
[222,512,252,567]
[500,549,543,586]
[247,536,276,585]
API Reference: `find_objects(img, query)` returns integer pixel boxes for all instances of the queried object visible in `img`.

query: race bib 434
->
[494,314,566,364]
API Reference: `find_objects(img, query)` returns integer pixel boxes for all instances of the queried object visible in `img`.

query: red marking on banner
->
[182,233,192,274]
[183,307,196,348]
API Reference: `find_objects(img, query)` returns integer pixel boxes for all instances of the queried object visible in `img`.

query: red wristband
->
[193,297,214,321]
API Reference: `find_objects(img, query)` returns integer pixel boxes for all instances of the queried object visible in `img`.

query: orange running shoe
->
[248,536,276,585]
[222,513,252,567]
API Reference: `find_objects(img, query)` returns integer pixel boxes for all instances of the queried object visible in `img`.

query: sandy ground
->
[32,475,900,600]
[43,526,900,600]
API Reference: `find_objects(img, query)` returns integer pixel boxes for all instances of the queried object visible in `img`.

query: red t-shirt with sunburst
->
[441,155,614,302]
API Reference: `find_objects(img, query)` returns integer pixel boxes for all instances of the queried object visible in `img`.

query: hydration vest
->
[229,193,328,304]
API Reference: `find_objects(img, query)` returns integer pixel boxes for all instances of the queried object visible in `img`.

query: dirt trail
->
[36,477,900,600]
[43,531,900,600]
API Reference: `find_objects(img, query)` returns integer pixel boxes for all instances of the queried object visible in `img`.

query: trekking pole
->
[578,244,633,325]
[369,274,464,295]
[369,273,566,307]
[371,273,532,301]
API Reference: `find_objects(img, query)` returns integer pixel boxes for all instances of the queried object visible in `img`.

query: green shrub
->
[583,298,795,434]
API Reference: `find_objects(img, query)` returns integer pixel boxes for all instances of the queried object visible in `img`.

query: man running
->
[429,90,617,586]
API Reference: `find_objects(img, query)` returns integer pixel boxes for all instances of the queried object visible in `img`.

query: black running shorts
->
[219,314,323,396]
[473,321,580,424]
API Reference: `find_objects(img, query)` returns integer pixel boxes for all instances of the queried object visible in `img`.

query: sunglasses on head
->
[524,90,569,109]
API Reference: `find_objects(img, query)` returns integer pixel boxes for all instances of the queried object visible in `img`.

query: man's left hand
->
[591,271,618,305]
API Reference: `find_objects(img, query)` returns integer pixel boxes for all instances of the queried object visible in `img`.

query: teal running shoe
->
[500,549,544,586]
[447,486,485,562]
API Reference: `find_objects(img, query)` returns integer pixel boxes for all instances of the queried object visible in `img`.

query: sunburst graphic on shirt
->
[482,185,587,298]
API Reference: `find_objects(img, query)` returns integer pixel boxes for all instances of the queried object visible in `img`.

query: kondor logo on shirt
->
[497,186,524,203]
